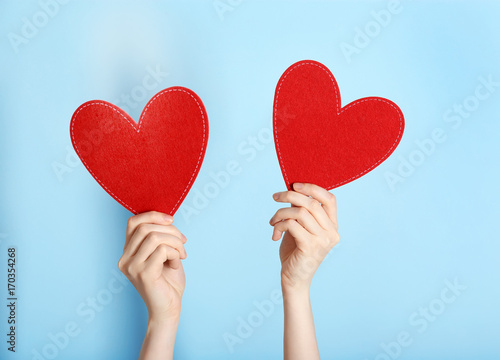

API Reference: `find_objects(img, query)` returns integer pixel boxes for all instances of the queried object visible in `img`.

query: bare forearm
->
[271,184,339,360]
[139,317,180,360]
[282,284,320,360]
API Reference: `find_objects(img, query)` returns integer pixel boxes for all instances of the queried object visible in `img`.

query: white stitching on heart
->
[70,88,207,215]
[273,61,403,190]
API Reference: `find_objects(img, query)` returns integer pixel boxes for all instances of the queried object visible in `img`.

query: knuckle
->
[297,207,308,218]
[269,213,277,223]
[158,243,169,256]
[310,199,321,209]
[147,231,161,243]
[136,223,148,235]
[126,263,137,277]
[137,269,148,281]
[173,237,184,248]
[167,225,181,237]
[117,258,125,272]
[126,216,136,230]
[173,229,183,240]
[274,220,284,231]
[158,243,168,251]
[171,249,180,259]
[281,192,290,200]
[151,210,162,217]
[329,232,340,246]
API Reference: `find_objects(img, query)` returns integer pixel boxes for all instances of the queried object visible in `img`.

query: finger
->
[269,207,323,235]
[144,244,181,275]
[124,223,184,258]
[168,258,182,270]
[118,254,139,277]
[272,219,310,245]
[273,190,332,230]
[134,232,186,264]
[293,183,338,227]
[126,211,173,247]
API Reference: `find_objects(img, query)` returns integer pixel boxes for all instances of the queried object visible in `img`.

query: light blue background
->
[1,1,499,359]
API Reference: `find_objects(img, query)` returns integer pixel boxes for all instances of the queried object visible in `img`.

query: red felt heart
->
[70,87,208,215]
[273,60,404,191]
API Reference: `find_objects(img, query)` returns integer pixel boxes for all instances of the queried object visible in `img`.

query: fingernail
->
[273,193,279,200]
[293,182,304,190]
[163,214,173,222]
[181,233,187,242]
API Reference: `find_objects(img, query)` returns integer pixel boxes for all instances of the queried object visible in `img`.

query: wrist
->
[141,315,180,360]
[281,271,312,294]
[281,278,311,301]
[148,313,180,331]
[282,282,312,321]
[148,302,182,324]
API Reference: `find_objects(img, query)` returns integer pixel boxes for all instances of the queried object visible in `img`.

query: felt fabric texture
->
[273,60,405,191]
[70,87,208,215]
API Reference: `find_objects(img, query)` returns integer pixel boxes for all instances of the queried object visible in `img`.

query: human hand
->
[270,183,340,293]
[118,211,187,323]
